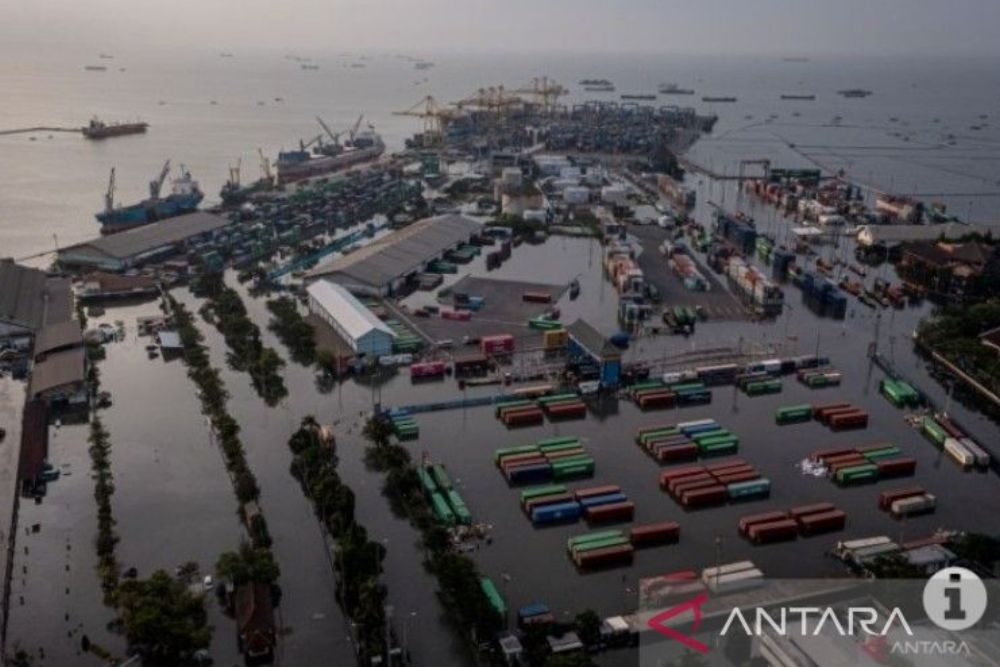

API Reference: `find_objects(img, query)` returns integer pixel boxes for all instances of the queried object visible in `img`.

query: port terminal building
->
[566,319,622,388]
[306,280,395,357]
[57,211,232,272]
[0,259,74,346]
[305,214,480,297]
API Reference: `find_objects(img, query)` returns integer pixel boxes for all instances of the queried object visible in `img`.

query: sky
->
[5,0,1000,57]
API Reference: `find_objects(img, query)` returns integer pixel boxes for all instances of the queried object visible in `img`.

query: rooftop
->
[305,214,480,288]
[856,222,986,247]
[61,212,230,261]
[28,346,86,397]
[567,318,621,359]
[33,320,83,359]
[0,259,73,333]
[306,280,394,340]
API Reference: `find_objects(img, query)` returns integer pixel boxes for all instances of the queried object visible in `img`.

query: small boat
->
[569,279,580,300]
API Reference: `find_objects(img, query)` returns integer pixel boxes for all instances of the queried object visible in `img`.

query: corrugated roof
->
[306,280,394,341]
[567,318,620,359]
[61,211,230,260]
[29,347,86,397]
[34,320,83,358]
[305,215,480,287]
[0,260,73,332]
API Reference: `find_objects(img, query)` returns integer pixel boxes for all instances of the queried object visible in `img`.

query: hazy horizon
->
[6,0,1000,58]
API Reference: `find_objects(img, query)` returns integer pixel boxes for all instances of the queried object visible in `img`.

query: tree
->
[216,541,281,587]
[546,653,598,667]
[113,570,212,666]
[574,609,602,647]
[362,416,394,449]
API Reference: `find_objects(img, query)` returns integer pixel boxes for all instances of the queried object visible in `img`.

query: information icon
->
[923,567,987,632]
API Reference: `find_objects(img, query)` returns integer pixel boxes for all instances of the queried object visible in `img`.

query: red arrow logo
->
[646,592,710,654]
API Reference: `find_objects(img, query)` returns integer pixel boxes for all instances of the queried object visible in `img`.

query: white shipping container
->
[706,569,765,594]
[839,536,893,551]
[944,438,975,468]
[701,560,755,583]
[891,493,937,517]
[959,437,991,467]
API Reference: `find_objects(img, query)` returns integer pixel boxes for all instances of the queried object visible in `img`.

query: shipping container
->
[655,443,700,463]
[875,457,917,478]
[701,561,757,583]
[920,417,948,447]
[629,521,680,547]
[834,463,879,485]
[726,478,771,501]
[430,492,456,525]
[959,438,991,468]
[586,501,635,523]
[573,544,635,569]
[789,502,836,520]
[829,410,869,431]
[944,438,975,468]
[680,485,728,508]
[532,501,583,524]
[879,486,927,511]
[890,493,937,518]
[705,568,764,594]
[748,518,799,544]
[578,492,628,508]
[797,509,846,535]
[738,511,789,536]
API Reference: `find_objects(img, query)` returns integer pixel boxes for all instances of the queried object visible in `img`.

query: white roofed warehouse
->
[306,281,395,357]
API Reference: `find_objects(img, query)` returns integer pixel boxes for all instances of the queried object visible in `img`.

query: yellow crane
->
[393,95,456,144]
[513,77,567,114]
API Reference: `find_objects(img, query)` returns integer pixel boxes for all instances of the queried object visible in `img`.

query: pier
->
[0,127,81,137]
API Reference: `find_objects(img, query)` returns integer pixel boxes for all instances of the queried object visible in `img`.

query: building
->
[0,259,73,346]
[18,399,49,495]
[566,319,622,389]
[77,271,159,301]
[855,222,988,250]
[57,211,232,272]
[897,240,1000,300]
[305,215,480,296]
[28,346,87,405]
[234,582,276,662]
[306,281,395,356]
[33,320,84,361]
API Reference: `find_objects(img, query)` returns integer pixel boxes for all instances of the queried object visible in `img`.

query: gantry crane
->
[513,77,567,114]
[394,95,455,144]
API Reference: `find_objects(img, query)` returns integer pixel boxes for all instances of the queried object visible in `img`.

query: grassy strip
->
[84,356,120,604]
[266,296,317,366]
[194,272,287,406]
[362,418,503,647]
[286,418,387,660]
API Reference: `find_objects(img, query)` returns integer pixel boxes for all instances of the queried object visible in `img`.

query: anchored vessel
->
[82,117,148,140]
[659,83,695,95]
[95,160,203,234]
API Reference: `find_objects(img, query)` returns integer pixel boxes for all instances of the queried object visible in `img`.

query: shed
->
[33,320,84,360]
[306,281,394,357]
[28,347,87,404]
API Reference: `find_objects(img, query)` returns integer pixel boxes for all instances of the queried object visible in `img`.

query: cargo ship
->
[220,150,275,206]
[838,89,873,98]
[702,96,737,103]
[659,83,695,95]
[780,94,816,101]
[83,65,107,72]
[621,94,656,101]
[584,84,615,92]
[276,125,385,185]
[95,161,203,234]
[82,117,148,140]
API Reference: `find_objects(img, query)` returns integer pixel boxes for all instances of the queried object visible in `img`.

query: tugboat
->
[95,161,203,234]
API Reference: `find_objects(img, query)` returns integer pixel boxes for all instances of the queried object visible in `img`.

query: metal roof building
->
[0,259,73,343]
[855,222,987,248]
[57,212,232,271]
[305,214,480,296]
[28,346,87,404]
[306,280,395,357]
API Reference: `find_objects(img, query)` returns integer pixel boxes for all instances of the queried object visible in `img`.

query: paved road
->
[0,378,24,651]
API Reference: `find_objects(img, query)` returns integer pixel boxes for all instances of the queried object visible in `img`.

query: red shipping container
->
[656,444,700,464]
[797,509,846,535]
[748,519,799,544]
[818,406,860,425]
[574,485,622,500]
[680,485,727,508]
[812,402,851,420]
[876,457,917,478]
[810,447,857,462]
[668,473,713,496]
[586,500,635,523]
[574,544,634,569]
[789,502,837,520]
[481,334,515,356]
[705,458,748,473]
[630,521,681,546]
[714,470,760,486]
[738,511,789,536]
[830,410,868,431]
[878,486,925,511]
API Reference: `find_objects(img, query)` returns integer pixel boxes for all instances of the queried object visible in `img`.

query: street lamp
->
[402,611,417,663]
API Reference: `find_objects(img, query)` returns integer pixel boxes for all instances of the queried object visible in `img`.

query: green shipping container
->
[448,490,472,525]
[727,478,771,499]
[430,492,456,524]
[520,484,567,502]
[835,464,879,485]
[567,530,624,549]
[570,536,630,554]
[921,417,947,447]
[536,436,581,448]
[537,440,582,454]
[495,445,539,463]
[430,464,453,491]
[862,446,901,461]
[417,467,438,496]
[480,578,506,616]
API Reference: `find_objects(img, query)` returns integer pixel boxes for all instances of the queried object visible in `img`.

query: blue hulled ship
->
[96,160,203,234]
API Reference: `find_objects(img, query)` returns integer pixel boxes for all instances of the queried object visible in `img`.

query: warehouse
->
[305,214,480,296]
[306,280,395,357]
[0,259,73,346]
[57,211,233,272]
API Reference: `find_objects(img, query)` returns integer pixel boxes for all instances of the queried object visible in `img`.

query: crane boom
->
[105,167,116,212]
[149,159,171,199]
[258,148,274,184]
[316,116,341,144]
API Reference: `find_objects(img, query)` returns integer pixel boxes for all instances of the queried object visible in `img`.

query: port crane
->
[513,77,567,114]
[258,149,274,186]
[394,95,455,145]
[104,167,116,211]
[316,116,342,146]
[149,160,171,198]
[347,113,365,142]
[227,158,242,189]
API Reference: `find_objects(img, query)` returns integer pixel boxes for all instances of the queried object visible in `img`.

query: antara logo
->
[646,592,711,654]
[719,607,915,637]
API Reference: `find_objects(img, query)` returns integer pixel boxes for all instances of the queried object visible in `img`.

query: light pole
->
[403,610,417,663]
